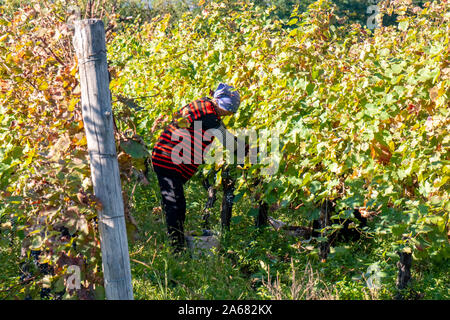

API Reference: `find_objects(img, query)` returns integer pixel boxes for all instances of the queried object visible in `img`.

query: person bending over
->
[151,83,248,251]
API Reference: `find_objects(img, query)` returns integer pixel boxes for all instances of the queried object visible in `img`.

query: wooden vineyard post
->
[255,201,269,227]
[221,167,235,230]
[397,250,412,290]
[318,200,332,262]
[201,177,217,230]
[251,178,269,228]
[396,236,413,298]
[73,19,134,300]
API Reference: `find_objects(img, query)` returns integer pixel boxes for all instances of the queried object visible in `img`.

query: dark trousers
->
[154,167,186,250]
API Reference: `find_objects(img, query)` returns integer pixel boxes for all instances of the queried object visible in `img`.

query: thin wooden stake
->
[73,19,133,300]
[221,167,235,230]
[255,201,269,227]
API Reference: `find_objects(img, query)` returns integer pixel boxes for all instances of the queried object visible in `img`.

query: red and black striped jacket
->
[151,98,223,182]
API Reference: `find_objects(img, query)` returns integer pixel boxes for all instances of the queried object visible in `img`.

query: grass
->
[0,171,447,300]
[126,172,450,300]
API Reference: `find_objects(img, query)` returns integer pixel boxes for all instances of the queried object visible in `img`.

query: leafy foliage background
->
[0,0,448,299]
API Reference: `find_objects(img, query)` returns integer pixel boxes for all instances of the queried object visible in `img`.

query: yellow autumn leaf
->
[74,134,87,146]
[177,117,190,128]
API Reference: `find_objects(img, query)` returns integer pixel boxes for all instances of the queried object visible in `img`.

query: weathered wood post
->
[73,19,134,300]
